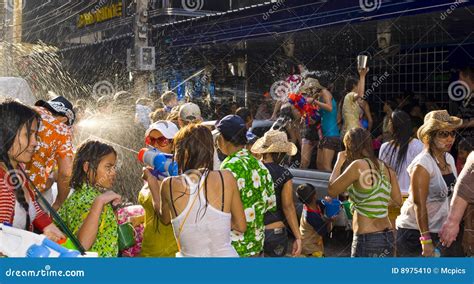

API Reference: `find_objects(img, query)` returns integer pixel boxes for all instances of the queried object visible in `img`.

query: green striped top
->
[348,159,391,219]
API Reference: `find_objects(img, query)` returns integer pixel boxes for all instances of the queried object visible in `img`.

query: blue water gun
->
[138,148,179,178]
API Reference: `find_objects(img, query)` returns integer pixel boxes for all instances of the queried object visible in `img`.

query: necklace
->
[434,154,449,171]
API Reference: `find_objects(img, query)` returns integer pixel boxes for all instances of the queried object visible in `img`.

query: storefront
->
[153,0,474,122]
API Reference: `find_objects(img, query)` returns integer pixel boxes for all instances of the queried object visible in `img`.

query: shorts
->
[318,136,342,152]
[301,126,320,142]
[264,228,289,257]
[351,229,394,257]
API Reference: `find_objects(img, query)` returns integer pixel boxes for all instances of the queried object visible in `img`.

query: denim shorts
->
[396,228,465,257]
[264,228,289,257]
[351,229,394,257]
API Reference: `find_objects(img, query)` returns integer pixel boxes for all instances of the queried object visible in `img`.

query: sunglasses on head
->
[436,130,456,138]
[145,136,172,147]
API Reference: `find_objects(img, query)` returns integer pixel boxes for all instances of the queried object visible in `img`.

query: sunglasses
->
[436,130,456,138]
[146,136,172,147]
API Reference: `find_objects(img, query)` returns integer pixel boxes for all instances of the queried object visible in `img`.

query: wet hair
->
[381,111,412,175]
[235,107,252,123]
[70,140,117,189]
[150,108,168,123]
[345,76,358,93]
[343,128,379,172]
[262,152,288,165]
[161,91,177,106]
[173,124,214,172]
[0,100,40,230]
[458,138,472,152]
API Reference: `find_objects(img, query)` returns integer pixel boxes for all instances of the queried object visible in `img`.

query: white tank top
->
[171,172,238,257]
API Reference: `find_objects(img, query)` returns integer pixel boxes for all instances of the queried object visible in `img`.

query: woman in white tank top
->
[149,124,246,257]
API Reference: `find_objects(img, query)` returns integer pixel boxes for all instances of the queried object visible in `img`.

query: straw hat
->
[251,130,297,156]
[299,78,324,94]
[417,110,462,143]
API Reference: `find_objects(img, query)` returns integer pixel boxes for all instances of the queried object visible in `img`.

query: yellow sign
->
[78,2,123,28]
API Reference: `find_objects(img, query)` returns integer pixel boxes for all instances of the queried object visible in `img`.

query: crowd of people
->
[0,63,473,258]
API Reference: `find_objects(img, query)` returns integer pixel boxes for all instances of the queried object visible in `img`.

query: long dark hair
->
[345,76,358,93]
[174,124,214,172]
[382,110,412,175]
[0,100,40,230]
[70,140,117,189]
[173,124,215,221]
[343,127,379,172]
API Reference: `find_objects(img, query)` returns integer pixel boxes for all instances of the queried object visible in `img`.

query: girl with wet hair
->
[0,100,65,243]
[328,128,402,257]
[148,124,246,257]
[58,140,122,257]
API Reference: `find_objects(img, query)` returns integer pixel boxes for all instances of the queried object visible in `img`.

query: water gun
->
[0,224,81,257]
[137,148,179,179]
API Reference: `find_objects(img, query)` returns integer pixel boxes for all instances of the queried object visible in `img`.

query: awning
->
[156,0,473,47]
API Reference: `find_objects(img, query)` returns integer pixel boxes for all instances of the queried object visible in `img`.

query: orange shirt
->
[26,107,74,192]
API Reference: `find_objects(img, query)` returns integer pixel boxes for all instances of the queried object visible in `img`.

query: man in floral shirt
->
[215,115,276,256]
[26,96,75,211]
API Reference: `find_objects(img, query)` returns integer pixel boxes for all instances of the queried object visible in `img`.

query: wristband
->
[419,235,431,241]
[420,239,433,245]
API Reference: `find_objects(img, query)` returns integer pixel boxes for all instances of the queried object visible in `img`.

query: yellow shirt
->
[342,92,362,137]
[138,186,178,257]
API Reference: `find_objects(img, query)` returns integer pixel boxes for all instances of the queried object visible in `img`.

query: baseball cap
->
[145,120,179,139]
[214,115,247,142]
[35,96,75,126]
[179,102,202,122]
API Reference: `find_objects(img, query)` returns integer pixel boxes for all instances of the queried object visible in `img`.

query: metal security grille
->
[369,46,450,109]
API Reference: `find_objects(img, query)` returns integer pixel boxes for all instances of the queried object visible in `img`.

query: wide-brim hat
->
[417,110,463,143]
[35,96,75,126]
[299,78,324,94]
[251,130,297,156]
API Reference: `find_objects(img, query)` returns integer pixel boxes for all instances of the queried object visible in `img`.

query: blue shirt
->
[320,97,340,137]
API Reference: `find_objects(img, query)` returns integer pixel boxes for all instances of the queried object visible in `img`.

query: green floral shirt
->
[58,184,118,257]
[221,149,276,256]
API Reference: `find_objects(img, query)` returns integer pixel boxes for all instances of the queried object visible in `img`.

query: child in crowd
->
[58,140,122,257]
[296,183,332,257]
[456,139,472,174]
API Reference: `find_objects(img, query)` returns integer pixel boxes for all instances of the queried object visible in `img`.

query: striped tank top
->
[348,159,391,219]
